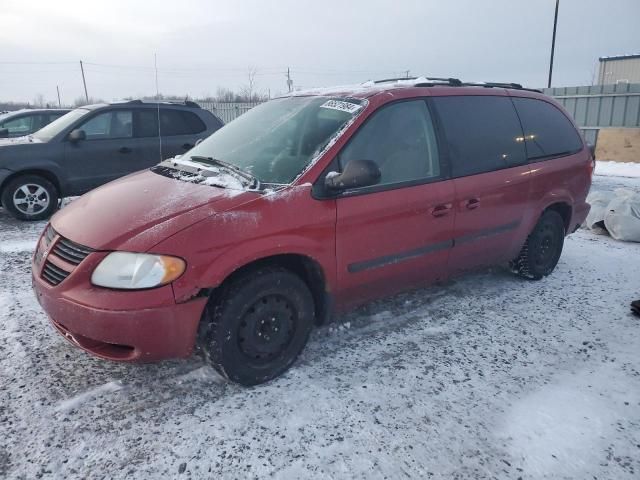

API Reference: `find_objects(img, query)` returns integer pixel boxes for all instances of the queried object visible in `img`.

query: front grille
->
[39,232,94,286]
[42,260,70,286]
[44,224,55,244]
[52,237,94,266]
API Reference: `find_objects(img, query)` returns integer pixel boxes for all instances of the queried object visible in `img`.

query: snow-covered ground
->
[1,175,639,479]
[595,160,640,179]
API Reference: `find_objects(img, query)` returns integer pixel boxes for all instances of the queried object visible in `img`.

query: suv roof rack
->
[120,99,201,108]
[376,76,541,93]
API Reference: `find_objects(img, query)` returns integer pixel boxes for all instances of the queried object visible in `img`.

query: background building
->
[598,54,640,85]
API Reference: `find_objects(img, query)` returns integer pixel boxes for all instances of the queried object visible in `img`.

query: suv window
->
[432,96,526,177]
[159,109,206,136]
[512,97,583,161]
[135,110,159,138]
[339,100,440,186]
[1,115,32,135]
[80,111,133,140]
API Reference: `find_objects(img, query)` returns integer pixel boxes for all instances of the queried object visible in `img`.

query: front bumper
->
[31,229,207,362]
[570,201,591,233]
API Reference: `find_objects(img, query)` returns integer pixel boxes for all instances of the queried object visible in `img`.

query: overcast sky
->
[1,0,638,104]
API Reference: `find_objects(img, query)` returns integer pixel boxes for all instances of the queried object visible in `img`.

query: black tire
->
[200,267,315,386]
[512,210,566,280]
[1,174,59,221]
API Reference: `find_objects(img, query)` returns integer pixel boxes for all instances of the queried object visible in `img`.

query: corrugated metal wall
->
[598,57,640,84]
[543,83,640,145]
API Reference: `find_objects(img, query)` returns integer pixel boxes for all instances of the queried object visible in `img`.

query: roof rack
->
[377,76,541,93]
[120,99,201,108]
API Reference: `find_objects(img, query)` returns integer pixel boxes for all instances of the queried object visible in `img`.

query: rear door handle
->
[431,203,452,217]
[465,198,480,210]
[182,143,193,149]
[118,147,132,154]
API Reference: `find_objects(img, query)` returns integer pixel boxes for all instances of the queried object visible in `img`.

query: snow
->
[0,239,37,253]
[55,381,123,413]
[595,160,640,178]
[1,175,639,479]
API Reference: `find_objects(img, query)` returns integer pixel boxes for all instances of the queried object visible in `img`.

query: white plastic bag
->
[585,191,615,234]
[604,189,640,242]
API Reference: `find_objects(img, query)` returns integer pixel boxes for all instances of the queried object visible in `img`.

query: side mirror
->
[68,129,86,142]
[0,128,9,138]
[325,159,381,191]
[587,142,596,160]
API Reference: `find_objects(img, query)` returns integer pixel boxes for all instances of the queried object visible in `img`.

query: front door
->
[333,99,455,308]
[63,109,147,193]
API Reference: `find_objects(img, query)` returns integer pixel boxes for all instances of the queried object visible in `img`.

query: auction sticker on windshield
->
[320,99,363,114]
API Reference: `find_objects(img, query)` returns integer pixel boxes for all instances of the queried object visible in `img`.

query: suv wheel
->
[511,210,565,280]
[200,267,315,386]
[1,174,59,221]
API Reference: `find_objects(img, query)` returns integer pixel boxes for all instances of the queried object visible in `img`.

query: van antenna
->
[154,53,163,162]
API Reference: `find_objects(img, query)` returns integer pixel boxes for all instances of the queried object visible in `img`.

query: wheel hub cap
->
[13,184,50,215]
[238,295,295,361]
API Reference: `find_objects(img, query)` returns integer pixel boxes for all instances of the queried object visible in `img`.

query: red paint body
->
[32,85,592,361]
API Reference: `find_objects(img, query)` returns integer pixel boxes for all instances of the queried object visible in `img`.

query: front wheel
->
[1,174,59,221]
[512,210,565,280]
[200,267,315,386]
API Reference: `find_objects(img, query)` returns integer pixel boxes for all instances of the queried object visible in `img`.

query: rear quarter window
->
[512,97,583,161]
[432,96,527,178]
[159,109,206,136]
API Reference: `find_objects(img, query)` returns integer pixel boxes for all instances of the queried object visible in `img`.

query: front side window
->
[32,108,89,142]
[184,96,364,184]
[512,97,583,161]
[433,96,527,177]
[338,100,440,186]
[80,111,133,140]
[1,115,32,136]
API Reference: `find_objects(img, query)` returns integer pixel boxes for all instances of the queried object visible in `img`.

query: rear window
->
[512,97,583,161]
[159,109,206,136]
[432,96,527,178]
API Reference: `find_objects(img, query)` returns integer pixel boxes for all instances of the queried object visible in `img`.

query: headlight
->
[91,252,186,290]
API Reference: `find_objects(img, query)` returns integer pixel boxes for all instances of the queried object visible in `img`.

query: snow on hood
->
[0,135,43,147]
[51,169,259,252]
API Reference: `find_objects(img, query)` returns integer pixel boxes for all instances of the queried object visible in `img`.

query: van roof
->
[283,76,542,100]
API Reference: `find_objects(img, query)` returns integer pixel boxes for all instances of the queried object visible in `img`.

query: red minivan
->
[32,78,592,385]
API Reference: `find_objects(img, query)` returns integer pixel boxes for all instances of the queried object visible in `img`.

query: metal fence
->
[200,101,262,124]
[543,83,640,145]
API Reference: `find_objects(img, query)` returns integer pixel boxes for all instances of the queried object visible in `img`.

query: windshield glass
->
[32,108,89,141]
[184,96,364,184]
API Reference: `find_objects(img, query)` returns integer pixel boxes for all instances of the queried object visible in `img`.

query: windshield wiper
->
[189,155,261,190]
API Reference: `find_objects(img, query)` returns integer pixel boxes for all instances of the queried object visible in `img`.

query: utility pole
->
[405,70,410,78]
[547,0,560,88]
[286,67,293,93]
[56,86,61,107]
[79,60,89,103]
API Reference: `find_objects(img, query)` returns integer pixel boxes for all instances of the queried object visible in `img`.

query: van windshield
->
[184,96,364,184]
[32,108,89,142]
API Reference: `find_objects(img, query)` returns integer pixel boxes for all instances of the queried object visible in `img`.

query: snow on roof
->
[599,53,640,62]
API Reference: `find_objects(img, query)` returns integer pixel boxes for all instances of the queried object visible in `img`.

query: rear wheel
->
[200,267,315,386]
[1,174,59,221]
[512,210,565,280]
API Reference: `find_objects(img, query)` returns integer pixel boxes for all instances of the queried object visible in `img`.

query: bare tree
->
[33,94,45,107]
[240,67,258,102]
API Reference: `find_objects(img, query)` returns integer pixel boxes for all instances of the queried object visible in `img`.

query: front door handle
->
[182,143,193,149]
[118,147,132,154]
[465,198,480,210]
[431,203,452,217]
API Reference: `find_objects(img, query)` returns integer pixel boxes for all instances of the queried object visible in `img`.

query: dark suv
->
[0,100,223,220]
[0,109,70,138]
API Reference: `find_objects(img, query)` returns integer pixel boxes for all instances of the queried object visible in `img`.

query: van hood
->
[51,170,259,252]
